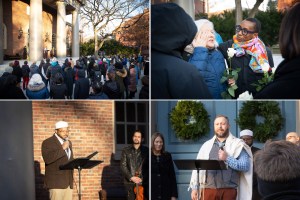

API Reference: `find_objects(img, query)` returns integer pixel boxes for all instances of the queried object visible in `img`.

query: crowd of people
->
[151,2,300,99]
[0,54,149,100]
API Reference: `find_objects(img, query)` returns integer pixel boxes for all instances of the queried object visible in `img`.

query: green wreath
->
[236,101,284,142]
[169,101,210,140]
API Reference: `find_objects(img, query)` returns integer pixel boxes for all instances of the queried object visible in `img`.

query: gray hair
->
[184,19,218,54]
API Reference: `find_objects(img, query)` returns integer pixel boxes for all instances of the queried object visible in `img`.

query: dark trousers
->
[201,188,237,200]
[125,184,135,200]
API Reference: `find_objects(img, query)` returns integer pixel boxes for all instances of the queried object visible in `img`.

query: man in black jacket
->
[254,140,300,199]
[218,18,274,98]
[120,130,149,200]
[151,3,211,99]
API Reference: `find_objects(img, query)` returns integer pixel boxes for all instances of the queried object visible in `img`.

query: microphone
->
[218,142,225,150]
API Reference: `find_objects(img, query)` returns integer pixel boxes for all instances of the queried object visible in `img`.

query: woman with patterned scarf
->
[218,18,274,98]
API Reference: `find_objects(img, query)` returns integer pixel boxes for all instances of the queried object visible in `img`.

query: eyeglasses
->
[235,25,256,36]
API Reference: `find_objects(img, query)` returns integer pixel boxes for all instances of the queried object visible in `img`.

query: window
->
[115,101,149,159]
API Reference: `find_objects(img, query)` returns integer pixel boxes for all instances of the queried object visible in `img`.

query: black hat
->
[114,62,123,69]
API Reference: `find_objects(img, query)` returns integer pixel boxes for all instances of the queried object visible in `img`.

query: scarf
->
[188,133,253,200]
[232,35,270,73]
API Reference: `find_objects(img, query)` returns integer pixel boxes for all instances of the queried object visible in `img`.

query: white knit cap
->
[240,129,253,137]
[55,121,68,129]
[29,74,43,85]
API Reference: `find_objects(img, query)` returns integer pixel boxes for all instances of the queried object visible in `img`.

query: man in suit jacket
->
[42,121,74,200]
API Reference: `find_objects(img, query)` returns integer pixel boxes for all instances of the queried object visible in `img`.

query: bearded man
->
[189,115,253,200]
[120,130,149,200]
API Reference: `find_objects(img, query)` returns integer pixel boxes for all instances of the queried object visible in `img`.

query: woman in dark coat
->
[151,132,178,200]
[64,62,74,99]
[255,3,300,99]
[74,69,90,99]
[50,72,67,99]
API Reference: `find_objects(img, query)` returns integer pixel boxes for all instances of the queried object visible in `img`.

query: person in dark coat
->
[88,78,109,99]
[255,3,300,99]
[46,57,63,86]
[21,61,30,90]
[0,74,27,99]
[42,58,51,88]
[64,62,74,99]
[151,3,211,99]
[139,75,149,99]
[103,67,121,99]
[254,140,300,200]
[12,60,23,85]
[218,18,274,98]
[120,130,149,200]
[151,132,178,200]
[50,72,67,99]
[74,69,90,99]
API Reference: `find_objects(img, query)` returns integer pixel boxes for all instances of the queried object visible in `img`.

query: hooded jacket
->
[151,3,211,99]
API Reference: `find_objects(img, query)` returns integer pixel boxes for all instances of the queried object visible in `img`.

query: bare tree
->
[235,0,242,25]
[248,0,264,18]
[81,0,148,57]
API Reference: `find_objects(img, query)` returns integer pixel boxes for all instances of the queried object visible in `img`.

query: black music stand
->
[174,159,227,200]
[60,151,103,200]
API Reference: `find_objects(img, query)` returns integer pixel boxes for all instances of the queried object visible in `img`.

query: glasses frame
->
[235,25,257,36]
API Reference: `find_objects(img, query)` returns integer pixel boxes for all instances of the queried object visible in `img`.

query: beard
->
[215,127,230,138]
[133,139,141,144]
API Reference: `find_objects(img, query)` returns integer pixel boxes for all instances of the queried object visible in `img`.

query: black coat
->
[218,40,274,97]
[258,177,300,200]
[151,152,178,200]
[50,84,68,99]
[103,80,121,99]
[255,56,300,99]
[64,66,74,97]
[120,145,149,198]
[151,3,211,99]
[74,70,89,99]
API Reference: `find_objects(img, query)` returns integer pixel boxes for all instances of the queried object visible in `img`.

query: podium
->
[174,160,227,200]
[60,151,103,200]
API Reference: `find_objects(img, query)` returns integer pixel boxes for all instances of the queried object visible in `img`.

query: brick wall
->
[33,101,125,200]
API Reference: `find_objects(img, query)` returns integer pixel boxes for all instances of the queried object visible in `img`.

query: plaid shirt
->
[226,149,250,172]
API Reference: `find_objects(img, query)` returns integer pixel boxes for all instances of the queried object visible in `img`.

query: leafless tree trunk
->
[235,0,243,25]
[248,0,264,18]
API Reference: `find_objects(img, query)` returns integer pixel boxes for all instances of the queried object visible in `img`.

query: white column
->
[0,0,3,64]
[56,0,66,58]
[29,0,43,61]
[173,0,195,20]
[72,7,80,58]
